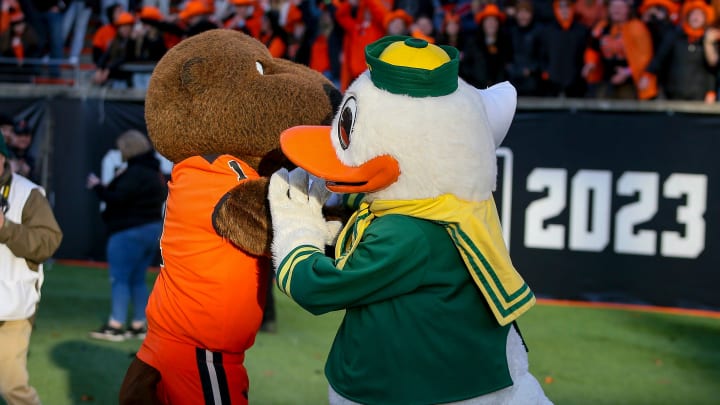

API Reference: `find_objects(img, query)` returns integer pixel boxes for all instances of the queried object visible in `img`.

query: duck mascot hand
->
[269,168,341,262]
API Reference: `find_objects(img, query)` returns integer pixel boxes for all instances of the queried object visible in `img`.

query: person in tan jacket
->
[0,130,62,405]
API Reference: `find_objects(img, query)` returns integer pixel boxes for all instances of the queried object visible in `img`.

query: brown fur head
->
[145,29,341,173]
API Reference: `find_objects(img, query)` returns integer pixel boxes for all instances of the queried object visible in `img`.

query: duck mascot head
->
[268,36,552,405]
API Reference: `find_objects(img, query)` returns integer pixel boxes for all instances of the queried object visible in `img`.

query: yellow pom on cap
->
[379,38,451,70]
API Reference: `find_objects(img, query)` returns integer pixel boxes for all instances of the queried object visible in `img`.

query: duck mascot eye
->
[268,36,553,405]
[337,97,357,150]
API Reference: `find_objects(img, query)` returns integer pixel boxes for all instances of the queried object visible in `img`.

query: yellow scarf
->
[335,194,535,326]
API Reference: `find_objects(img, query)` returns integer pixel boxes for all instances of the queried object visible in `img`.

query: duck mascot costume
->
[268,36,552,404]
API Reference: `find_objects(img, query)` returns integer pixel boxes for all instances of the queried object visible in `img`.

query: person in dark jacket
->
[92,11,136,87]
[460,4,512,89]
[0,10,41,80]
[639,0,680,52]
[644,0,717,101]
[86,129,167,341]
[541,0,590,97]
[507,0,544,96]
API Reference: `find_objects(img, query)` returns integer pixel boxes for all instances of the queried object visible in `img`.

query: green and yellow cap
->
[365,35,459,97]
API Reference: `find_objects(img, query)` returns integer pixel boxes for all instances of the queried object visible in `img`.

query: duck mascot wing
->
[268,35,552,405]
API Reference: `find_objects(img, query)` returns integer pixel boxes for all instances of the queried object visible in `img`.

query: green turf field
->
[6,263,720,405]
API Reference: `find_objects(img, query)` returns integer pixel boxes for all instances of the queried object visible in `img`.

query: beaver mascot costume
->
[118,29,340,405]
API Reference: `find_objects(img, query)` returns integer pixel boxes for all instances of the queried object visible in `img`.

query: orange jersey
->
[309,33,330,73]
[140,155,269,358]
[92,24,117,52]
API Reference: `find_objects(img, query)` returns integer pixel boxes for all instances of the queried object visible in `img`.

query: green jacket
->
[277,214,512,405]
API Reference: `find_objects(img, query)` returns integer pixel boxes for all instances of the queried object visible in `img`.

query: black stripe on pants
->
[196,348,232,404]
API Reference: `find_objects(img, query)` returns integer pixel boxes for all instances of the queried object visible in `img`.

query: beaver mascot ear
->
[145,29,341,255]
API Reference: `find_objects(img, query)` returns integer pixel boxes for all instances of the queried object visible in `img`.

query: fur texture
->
[145,29,341,254]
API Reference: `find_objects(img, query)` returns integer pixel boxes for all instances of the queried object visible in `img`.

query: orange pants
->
[136,333,249,405]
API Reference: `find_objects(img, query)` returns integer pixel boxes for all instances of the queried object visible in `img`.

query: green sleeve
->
[276,216,430,315]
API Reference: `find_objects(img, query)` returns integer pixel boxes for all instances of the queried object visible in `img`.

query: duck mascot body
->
[268,36,552,404]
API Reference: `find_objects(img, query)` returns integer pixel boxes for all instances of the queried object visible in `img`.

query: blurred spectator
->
[87,129,166,342]
[0,10,40,79]
[541,0,590,97]
[29,0,66,77]
[638,0,681,90]
[138,4,182,51]
[133,6,167,62]
[0,113,12,145]
[224,0,264,38]
[179,0,219,37]
[460,4,511,88]
[584,0,657,100]
[0,0,21,34]
[334,0,386,90]
[282,0,313,63]
[529,0,556,24]
[8,119,34,181]
[574,0,607,28]
[645,0,717,102]
[436,11,465,49]
[410,13,437,43]
[706,22,720,99]
[507,0,544,96]
[639,0,680,50]
[137,0,218,46]
[92,11,136,87]
[309,5,337,85]
[384,8,413,36]
[129,6,168,89]
[393,0,435,20]
[91,3,124,64]
[261,9,289,58]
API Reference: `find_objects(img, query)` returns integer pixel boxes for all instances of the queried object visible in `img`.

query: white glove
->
[268,168,339,271]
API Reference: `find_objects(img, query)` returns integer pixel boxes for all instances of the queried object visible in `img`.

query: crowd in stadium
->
[1,0,720,101]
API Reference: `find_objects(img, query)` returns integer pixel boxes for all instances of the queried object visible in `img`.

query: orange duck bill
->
[280,126,400,194]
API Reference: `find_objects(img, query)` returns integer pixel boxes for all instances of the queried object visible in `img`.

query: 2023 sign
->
[523,169,707,258]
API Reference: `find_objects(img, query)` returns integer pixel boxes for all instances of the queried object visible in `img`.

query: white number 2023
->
[524,169,707,258]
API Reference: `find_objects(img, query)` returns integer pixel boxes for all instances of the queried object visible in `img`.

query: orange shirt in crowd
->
[224,5,264,39]
[309,33,330,73]
[91,23,117,53]
[575,0,608,28]
[334,0,387,90]
[0,0,20,33]
[263,34,287,57]
[586,18,657,99]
